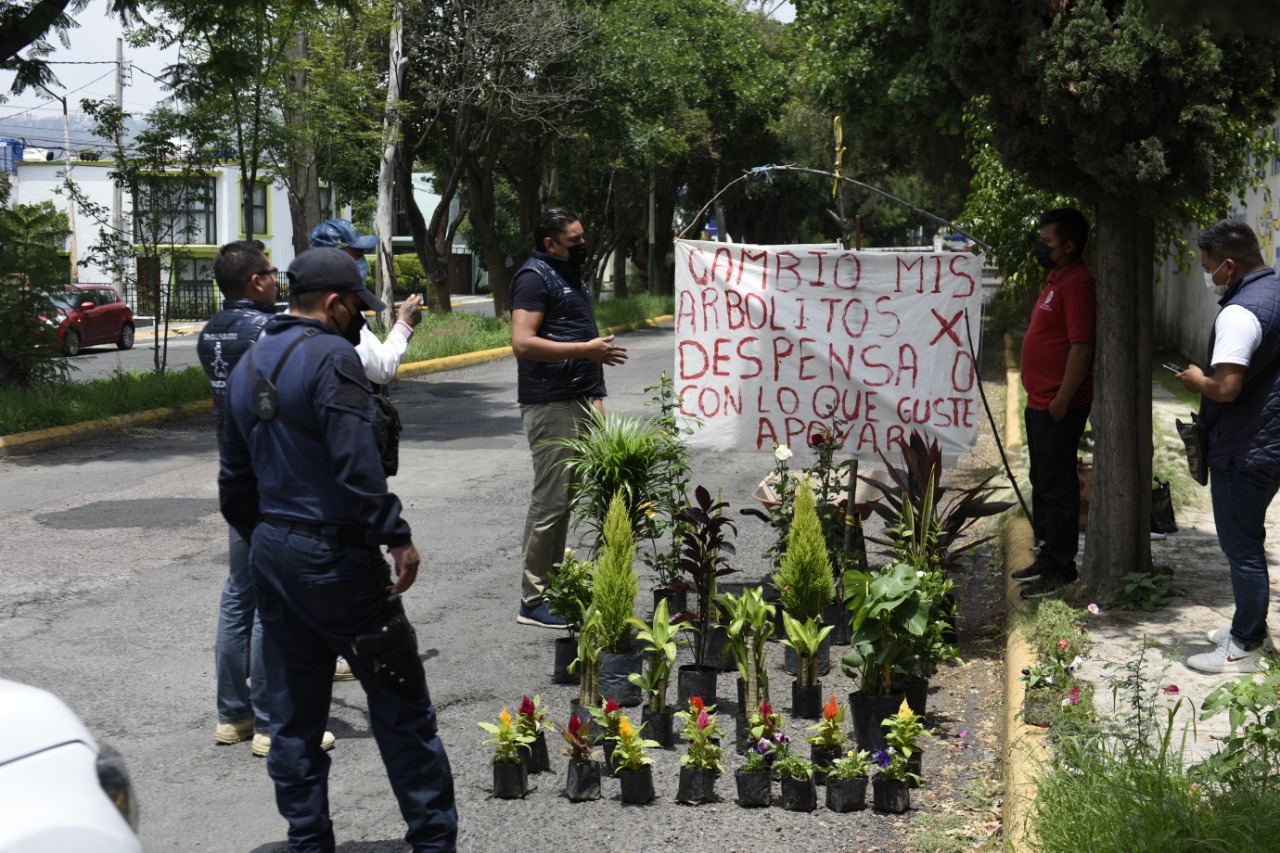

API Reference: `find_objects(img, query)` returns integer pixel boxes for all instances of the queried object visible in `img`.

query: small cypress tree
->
[775,481,834,622]
[594,490,639,654]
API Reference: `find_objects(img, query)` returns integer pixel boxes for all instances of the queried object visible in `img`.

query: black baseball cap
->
[286,247,386,312]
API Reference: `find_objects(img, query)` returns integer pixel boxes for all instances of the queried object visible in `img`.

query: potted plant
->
[734,737,775,808]
[781,611,834,719]
[842,562,928,750]
[626,597,692,749]
[478,707,534,799]
[774,482,835,676]
[773,752,817,812]
[515,694,550,774]
[639,374,698,615]
[556,712,602,802]
[825,748,872,812]
[608,714,660,804]
[546,549,593,684]
[881,699,930,789]
[871,748,915,813]
[568,605,604,720]
[718,586,775,722]
[675,486,737,707]
[589,696,624,772]
[805,694,849,784]
[595,491,643,706]
[675,696,722,805]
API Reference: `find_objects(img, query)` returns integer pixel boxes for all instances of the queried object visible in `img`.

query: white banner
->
[673,240,984,460]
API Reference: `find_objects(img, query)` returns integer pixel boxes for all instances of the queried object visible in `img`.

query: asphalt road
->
[0,322,930,852]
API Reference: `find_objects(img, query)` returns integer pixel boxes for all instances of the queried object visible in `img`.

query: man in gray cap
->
[219,247,457,852]
[309,218,423,385]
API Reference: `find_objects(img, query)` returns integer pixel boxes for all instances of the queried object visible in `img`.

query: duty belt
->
[263,516,369,549]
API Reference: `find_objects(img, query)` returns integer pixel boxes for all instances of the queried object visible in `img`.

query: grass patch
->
[402,312,511,362]
[0,366,210,435]
[909,772,1002,852]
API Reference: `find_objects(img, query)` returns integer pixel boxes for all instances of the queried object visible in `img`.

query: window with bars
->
[133,176,217,246]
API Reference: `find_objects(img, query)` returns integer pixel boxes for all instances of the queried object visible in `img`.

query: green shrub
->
[592,491,638,654]
[774,481,834,622]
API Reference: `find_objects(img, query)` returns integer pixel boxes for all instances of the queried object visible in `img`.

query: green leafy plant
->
[609,714,661,772]
[806,694,849,749]
[748,700,787,746]
[882,698,930,763]
[740,735,777,773]
[514,694,547,739]
[626,597,692,713]
[773,480,835,623]
[638,373,700,593]
[589,696,624,742]
[842,562,930,694]
[676,485,737,666]
[1103,567,1185,612]
[781,611,834,687]
[568,605,603,708]
[828,748,873,780]
[593,490,638,654]
[1195,663,1280,789]
[546,549,593,640]
[478,707,535,765]
[676,696,723,773]
[717,585,776,711]
[872,748,916,784]
[772,752,814,780]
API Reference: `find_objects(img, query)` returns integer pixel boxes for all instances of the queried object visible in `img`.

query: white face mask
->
[1204,259,1227,291]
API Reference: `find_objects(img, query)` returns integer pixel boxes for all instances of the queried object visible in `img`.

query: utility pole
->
[38,83,77,283]
[647,174,655,294]
[113,38,124,264]
[375,0,406,329]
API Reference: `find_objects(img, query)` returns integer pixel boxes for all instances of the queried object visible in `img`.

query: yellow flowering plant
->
[881,698,930,762]
[478,707,535,765]
[609,714,661,772]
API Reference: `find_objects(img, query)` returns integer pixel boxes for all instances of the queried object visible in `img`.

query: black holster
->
[351,595,425,695]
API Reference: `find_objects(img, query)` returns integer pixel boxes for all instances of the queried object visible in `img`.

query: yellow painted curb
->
[0,399,213,457]
[1002,515,1045,851]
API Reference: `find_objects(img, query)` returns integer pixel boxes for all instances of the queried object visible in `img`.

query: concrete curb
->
[0,314,677,457]
[0,400,214,457]
[1000,334,1046,849]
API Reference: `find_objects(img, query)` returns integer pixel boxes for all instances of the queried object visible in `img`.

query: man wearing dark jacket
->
[219,248,456,852]
[1177,220,1280,674]
[510,208,628,627]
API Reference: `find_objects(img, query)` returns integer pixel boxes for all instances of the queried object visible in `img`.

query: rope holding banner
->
[832,116,845,199]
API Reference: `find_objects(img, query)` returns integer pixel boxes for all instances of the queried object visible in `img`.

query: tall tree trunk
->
[395,134,457,314]
[282,32,321,258]
[1081,194,1154,599]
[466,161,511,318]
[375,2,405,330]
[612,196,630,301]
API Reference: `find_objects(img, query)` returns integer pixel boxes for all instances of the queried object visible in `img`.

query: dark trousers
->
[251,521,457,853]
[1025,404,1090,575]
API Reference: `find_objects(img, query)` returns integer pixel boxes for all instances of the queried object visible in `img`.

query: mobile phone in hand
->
[1163,362,1185,374]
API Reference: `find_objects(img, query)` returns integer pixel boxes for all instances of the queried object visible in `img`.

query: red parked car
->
[44,285,135,356]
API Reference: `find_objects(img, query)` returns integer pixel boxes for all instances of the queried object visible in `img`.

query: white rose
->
[774,444,793,462]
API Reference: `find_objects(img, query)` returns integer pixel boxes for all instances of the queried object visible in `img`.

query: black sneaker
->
[1010,563,1043,583]
[517,601,567,629]
[1019,571,1078,600]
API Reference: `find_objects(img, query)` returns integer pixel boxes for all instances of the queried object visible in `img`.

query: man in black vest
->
[1176,220,1280,674]
[510,208,628,627]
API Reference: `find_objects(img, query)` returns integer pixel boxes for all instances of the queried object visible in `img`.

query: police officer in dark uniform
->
[218,247,457,853]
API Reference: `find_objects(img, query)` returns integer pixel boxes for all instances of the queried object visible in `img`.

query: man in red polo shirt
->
[1015,208,1096,599]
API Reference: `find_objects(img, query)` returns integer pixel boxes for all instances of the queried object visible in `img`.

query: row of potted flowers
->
[481,693,929,814]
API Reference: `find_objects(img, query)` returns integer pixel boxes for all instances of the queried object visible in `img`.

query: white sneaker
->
[333,657,356,682]
[1206,626,1271,646]
[1186,638,1262,674]
[252,730,337,757]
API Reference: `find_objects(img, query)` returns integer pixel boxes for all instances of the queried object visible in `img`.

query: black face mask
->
[1033,241,1057,270]
[567,242,589,269]
[335,299,365,346]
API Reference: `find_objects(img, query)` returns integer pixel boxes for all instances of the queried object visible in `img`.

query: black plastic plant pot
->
[825,776,868,812]
[783,635,832,676]
[810,744,842,786]
[654,587,688,620]
[641,705,675,750]
[823,599,852,646]
[493,761,528,800]
[676,766,718,805]
[709,624,737,672]
[848,690,907,753]
[897,675,929,720]
[792,680,823,720]
[602,739,618,777]
[734,768,772,808]
[677,664,719,709]
[872,777,910,813]
[565,759,602,802]
[779,775,817,812]
[553,636,579,685]
[618,765,655,804]
[519,730,551,774]
[599,651,644,707]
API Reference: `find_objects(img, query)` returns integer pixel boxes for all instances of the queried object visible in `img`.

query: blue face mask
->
[356,257,370,281]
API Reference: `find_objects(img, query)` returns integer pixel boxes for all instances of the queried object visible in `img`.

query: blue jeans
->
[215,527,268,731]
[251,520,457,853]
[1211,463,1280,647]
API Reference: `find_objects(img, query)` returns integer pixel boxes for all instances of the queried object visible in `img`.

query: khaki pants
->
[520,397,596,605]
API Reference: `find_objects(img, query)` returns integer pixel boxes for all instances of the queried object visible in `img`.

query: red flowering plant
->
[515,694,547,740]
[805,694,850,749]
[675,697,723,773]
[747,701,786,745]
[588,696,624,741]
[556,713,597,764]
